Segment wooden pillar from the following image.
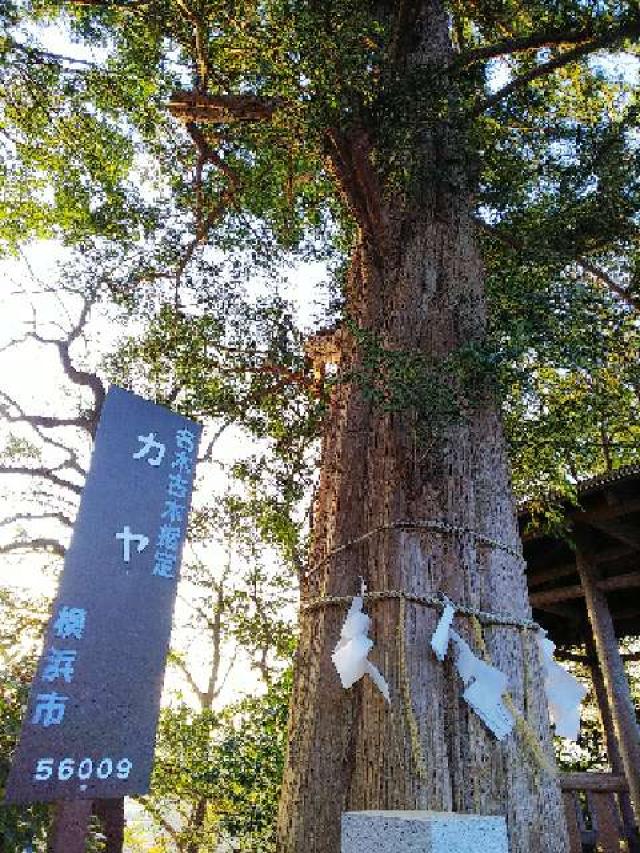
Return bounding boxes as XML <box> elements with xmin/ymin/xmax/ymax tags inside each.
<box><xmin>587</xmin><ymin>634</ymin><xmax>640</xmax><ymax>850</ymax></box>
<box><xmin>94</xmin><ymin>798</ymin><xmax>125</xmax><ymax>853</ymax></box>
<box><xmin>587</xmin><ymin>634</ymin><xmax>626</xmax><ymax>770</ymax></box>
<box><xmin>576</xmin><ymin>528</ymin><xmax>640</xmax><ymax>825</ymax></box>
<box><xmin>47</xmin><ymin>801</ymin><xmax>92</xmax><ymax>853</ymax></box>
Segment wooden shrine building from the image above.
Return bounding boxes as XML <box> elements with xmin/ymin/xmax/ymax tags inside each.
<box><xmin>520</xmin><ymin>464</ymin><xmax>640</xmax><ymax>852</ymax></box>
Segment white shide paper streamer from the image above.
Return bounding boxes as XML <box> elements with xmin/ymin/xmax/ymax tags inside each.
<box><xmin>431</xmin><ymin>606</ymin><xmax>514</xmax><ymax>740</ymax></box>
<box><xmin>537</xmin><ymin>630</ymin><xmax>587</xmax><ymax>741</ymax></box>
<box><xmin>332</xmin><ymin>582</ymin><xmax>390</xmax><ymax>702</ymax></box>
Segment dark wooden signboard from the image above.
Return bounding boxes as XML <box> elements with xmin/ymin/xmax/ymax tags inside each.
<box><xmin>5</xmin><ymin>386</ymin><xmax>202</xmax><ymax>803</ymax></box>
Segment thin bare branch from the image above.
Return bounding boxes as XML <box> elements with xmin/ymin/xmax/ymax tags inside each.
<box><xmin>0</xmin><ymin>538</ymin><xmax>66</xmax><ymax>558</ymax></box>
<box><xmin>211</xmin><ymin>651</ymin><xmax>237</xmax><ymax>700</ymax></box>
<box><xmin>197</xmin><ymin>420</ymin><xmax>231</xmax><ymax>464</ymax></box>
<box><xmin>0</xmin><ymin>390</ymin><xmax>88</xmax><ymax>477</ymax></box>
<box><xmin>7</xmin><ymin>36</ymin><xmax>101</xmax><ymax>70</ymax></box>
<box><xmin>0</xmin><ymin>510</ymin><xmax>74</xmax><ymax>528</ymax></box>
<box><xmin>26</xmin><ymin>486</ymin><xmax>80</xmax><ymax>510</ymax></box>
<box><xmin>203</xmin><ymin>575</ymin><xmax>226</xmax><ymax>707</ymax></box>
<box><xmin>29</xmin><ymin>297</ymin><xmax>106</xmax><ymax>433</ymax></box>
<box><xmin>170</xmin><ymin>654</ymin><xmax>207</xmax><ymax>706</ymax></box>
<box><xmin>173</xmin><ymin>189</ymin><xmax>236</xmax><ymax>294</ymax></box>
<box><xmin>136</xmin><ymin>797</ymin><xmax>181</xmax><ymax>843</ymax></box>
<box><xmin>0</xmin><ymin>403</ymin><xmax>92</xmax><ymax>434</ymax></box>
<box><xmin>0</xmin><ymin>334</ymin><xmax>31</xmax><ymax>356</ymax></box>
<box><xmin>0</xmin><ymin>465</ymin><xmax>83</xmax><ymax>495</ymax></box>
<box><xmin>16</xmin><ymin>247</ymin><xmax>47</xmax><ymax>291</ymax></box>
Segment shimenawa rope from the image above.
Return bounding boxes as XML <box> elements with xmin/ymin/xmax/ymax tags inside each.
<box><xmin>301</xmin><ymin>588</ymin><xmax>540</xmax><ymax>632</ymax></box>
<box><xmin>305</xmin><ymin>518</ymin><xmax>525</xmax><ymax>580</ymax></box>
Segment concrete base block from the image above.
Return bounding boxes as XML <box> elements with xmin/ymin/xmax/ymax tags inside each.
<box><xmin>342</xmin><ymin>810</ymin><xmax>508</xmax><ymax>853</ymax></box>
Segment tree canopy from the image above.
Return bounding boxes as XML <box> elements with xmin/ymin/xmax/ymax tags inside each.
<box><xmin>2</xmin><ymin>0</ymin><xmax>638</xmax><ymax>508</ymax></box>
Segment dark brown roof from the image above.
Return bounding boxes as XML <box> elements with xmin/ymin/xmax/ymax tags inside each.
<box><xmin>574</xmin><ymin>464</ymin><xmax>640</xmax><ymax>496</ymax></box>
<box><xmin>518</xmin><ymin>466</ymin><xmax>640</xmax><ymax>648</ymax></box>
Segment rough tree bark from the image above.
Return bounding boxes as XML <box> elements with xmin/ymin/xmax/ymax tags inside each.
<box><xmin>276</xmin><ymin>2</ymin><xmax>568</xmax><ymax>851</ymax></box>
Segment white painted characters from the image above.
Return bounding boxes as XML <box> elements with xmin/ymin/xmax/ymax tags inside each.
<box><xmin>42</xmin><ymin>648</ymin><xmax>77</xmax><ymax>683</ymax></box>
<box><xmin>132</xmin><ymin>432</ymin><xmax>166</xmax><ymax>466</ymax></box>
<box><xmin>32</xmin><ymin>606</ymin><xmax>88</xmax><ymax>727</ymax></box>
<box><xmin>332</xmin><ymin>583</ymin><xmax>390</xmax><ymax>702</ymax></box>
<box><xmin>33</xmin><ymin>756</ymin><xmax>133</xmax><ymax>784</ymax></box>
<box><xmin>115</xmin><ymin>526</ymin><xmax>149</xmax><ymax>563</ymax></box>
<box><xmin>31</xmin><ymin>693</ymin><xmax>69</xmax><ymax>727</ymax></box>
<box><xmin>53</xmin><ymin>606</ymin><xmax>86</xmax><ymax>640</ymax></box>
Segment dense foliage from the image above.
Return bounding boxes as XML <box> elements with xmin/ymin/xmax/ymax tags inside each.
<box><xmin>2</xmin><ymin>1</ymin><xmax>638</xmax><ymax>506</ymax></box>
<box><xmin>0</xmin><ymin>590</ymin><xmax>50</xmax><ymax>850</ymax></box>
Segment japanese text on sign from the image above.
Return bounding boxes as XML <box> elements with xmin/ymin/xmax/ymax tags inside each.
<box><xmin>5</xmin><ymin>387</ymin><xmax>201</xmax><ymax>803</ymax></box>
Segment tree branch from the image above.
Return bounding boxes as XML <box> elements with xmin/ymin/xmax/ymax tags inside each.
<box><xmin>169</xmin><ymin>90</ymin><xmax>283</xmax><ymax>124</ymax></box>
<box><xmin>27</xmin><ymin>487</ymin><xmax>77</xmax><ymax>506</ymax></box>
<box><xmin>185</xmin><ymin>122</ymin><xmax>239</xmax><ymax>187</ymax></box>
<box><xmin>2</xmin><ymin>294</ymin><xmax>104</xmax><ymax>436</ymax></box>
<box><xmin>203</xmin><ymin>595</ymin><xmax>223</xmax><ymax>706</ymax></box>
<box><xmin>174</xmin><ymin>0</ymin><xmax>210</xmax><ymax>92</ymax></box>
<box><xmin>0</xmin><ymin>465</ymin><xmax>83</xmax><ymax>495</ymax></box>
<box><xmin>170</xmin><ymin>654</ymin><xmax>207</xmax><ymax>706</ymax></box>
<box><xmin>30</xmin><ymin>298</ymin><xmax>106</xmax><ymax>435</ymax></box>
<box><xmin>6</xmin><ymin>36</ymin><xmax>101</xmax><ymax>70</ymax></box>
<box><xmin>0</xmin><ymin>510</ymin><xmax>74</xmax><ymax>528</ymax></box>
<box><xmin>197</xmin><ymin>420</ymin><xmax>231</xmax><ymax>465</ymax></box>
<box><xmin>0</xmin><ymin>403</ymin><xmax>93</xmax><ymax>434</ymax></box>
<box><xmin>577</xmin><ymin>257</ymin><xmax>639</xmax><ymax>309</ymax></box>
<box><xmin>324</xmin><ymin>127</ymin><xmax>385</xmax><ymax>266</ymax></box>
<box><xmin>555</xmin><ymin>649</ymin><xmax>640</xmax><ymax>664</ymax></box>
<box><xmin>136</xmin><ymin>797</ymin><xmax>181</xmax><ymax>843</ymax></box>
<box><xmin>64</xmin><ymin>0</ymin><xmax>146</xmax><ymax>8</ymax></box>
<box><xmin>173</xmin><ymin>186</ymin><xmax>237</xmax><ymax>298</ymax></box>
<box><xmin>0</xmin><ymin>538</ymin><xmax>66</xmax><ymax>558</ymax></box>
<box><xmin>474</xmin><ymin>216</ymin><xmax>640</xmax><ymax>310</ymax></box>
<box><xmin>203</xmin><ymin>572</ymin><xmax>228</xmax><ymax>707</ymax></box>
<box><xmin>0</xmin><ymin>390</ymin><xmax>89</xmax><ymax>477</ymax></box>
<box><xmin>212</xmin><ymin>652</ymin><xmax>237</xmax><ymax>700</ymax></box>
<box><xmin>459</xmin><ymin>23</ymin><xmax>598</xmax><ymax>65</ymax></box>
<box><xmin>475</xmin><ymin>17</ymin><xmax>640</xmax><ymax>114</ymax></box>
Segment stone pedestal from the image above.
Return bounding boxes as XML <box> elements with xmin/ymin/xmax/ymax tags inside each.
<box><xmin>342</xmin><ymin>811</ymin><xmax>508</xmax><ymax>853</ymax></box>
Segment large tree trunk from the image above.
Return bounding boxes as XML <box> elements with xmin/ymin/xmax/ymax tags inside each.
<box><xmin>277</xmin><ymin>2</ymin><xmax>568</xmax><ymax>852</ymax></box>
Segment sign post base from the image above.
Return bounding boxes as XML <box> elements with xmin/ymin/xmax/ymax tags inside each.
<box><xmin>342</xmin><ymin>810</ymin><xmax>508</xmax><ymax>853</ymax></box>
<box><xmin>95</xmin><ymin>798</ymin><xmax>125</xmax><ymax>852</ymax></box>
<box><xmin>47</xmin><ymin>800</ymin><xmax>92</xmax><ymax>853</ymax></box>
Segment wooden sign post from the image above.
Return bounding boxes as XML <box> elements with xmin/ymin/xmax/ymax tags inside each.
<box><xmin>6</xmin><ymin>387</ymin><xmax>201</xmax><ymax>849</ymax></box>
<box><xmin>47</xmin><ymin>801</ymin><xmax>92</xmax><ymax>853</ymax></box>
